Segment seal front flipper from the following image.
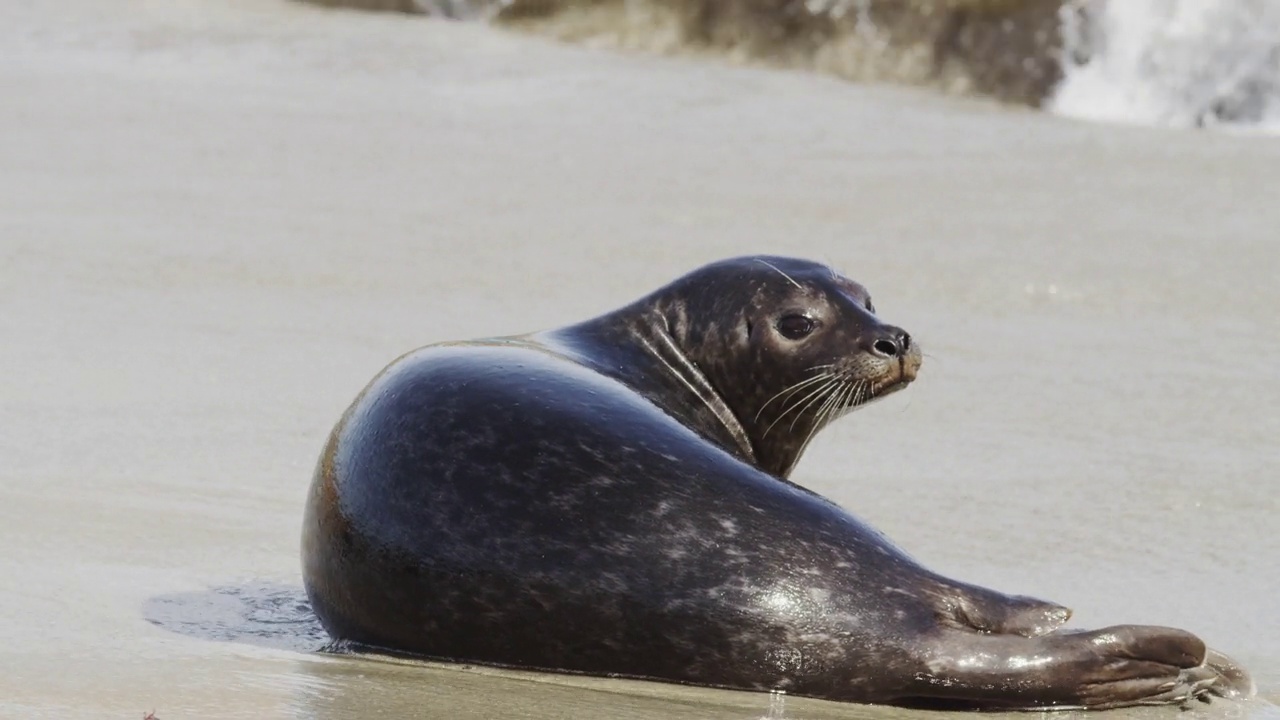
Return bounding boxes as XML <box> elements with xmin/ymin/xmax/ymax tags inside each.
<box><xmin>930</xmin><ymin>581</ymin><xmax>1071</xmax><ymax>637</ymax></box>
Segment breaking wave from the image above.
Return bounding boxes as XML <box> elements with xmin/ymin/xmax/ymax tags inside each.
<box><xmin>1053</xmin><ymin>0</ymin><xmax>1280</xmax><ymax>130</ymax></box>
<box><xmin>299</xmin><ymin>0</ymin><xmax>1280</xmax><ymax>132</ymax></box>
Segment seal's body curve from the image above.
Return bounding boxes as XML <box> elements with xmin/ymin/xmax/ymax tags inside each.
<box><xmin>306</xmin><ymin>342</ymin><xmax>924</xmax><ymax>698</ymax></box>
<box><xmin>302</xmin><ymin>256</ymin><xmax>1252</xmax><ymax>709</ymax></box>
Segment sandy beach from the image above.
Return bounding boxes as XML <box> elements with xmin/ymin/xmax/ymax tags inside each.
<box><xmin>1</xmin><ymin>1</ymin><xmax>1277</xmax><ymax>718</ymax></box>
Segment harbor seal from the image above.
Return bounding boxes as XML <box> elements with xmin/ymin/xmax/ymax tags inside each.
<box><xmin>301</xmin><ymin>255</ymin><xmax>1252</xmax><ymax>709</ymax></box>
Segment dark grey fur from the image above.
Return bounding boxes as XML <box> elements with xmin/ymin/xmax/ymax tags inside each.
<box><xmin>301</xmin><ymin>256</ymin><xmax>1252</xmax><ymax>709</ymax></box>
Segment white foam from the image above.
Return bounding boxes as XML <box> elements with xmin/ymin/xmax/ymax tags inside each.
<box><xmin>1051</xmin><ymin>0</ymin><xmax>1280</xmax><ymax>132</ymax></box>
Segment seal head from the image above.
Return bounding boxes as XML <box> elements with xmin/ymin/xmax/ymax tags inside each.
<box><xmin>549</xmin><ymin>256</ymin><xmax>921</xmax><ymax>477</ymax></box>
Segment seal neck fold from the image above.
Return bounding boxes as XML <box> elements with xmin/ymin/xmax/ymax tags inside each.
<box><xmin>633</xmin><ymin>311</ymin><xmax>757</xmax><ymax>465</ymax></box>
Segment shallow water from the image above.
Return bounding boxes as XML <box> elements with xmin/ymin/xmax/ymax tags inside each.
<box><xmin>1</xmin><ymin>1</ymin><xmax>1278</xmax><ymax>718</ymax></box>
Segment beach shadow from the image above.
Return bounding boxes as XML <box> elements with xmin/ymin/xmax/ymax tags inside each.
<box><xmin>143</xmin><ymin>580</ymin><xmax>327</xmax><ymax>654</ymax></box>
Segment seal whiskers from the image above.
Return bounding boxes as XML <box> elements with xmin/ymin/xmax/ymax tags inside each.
<box><xmin>754</xmin><ymin>258</ymin><xmax>803</xmax><ymax>290</ymax></box>
<box><xmin>754</xmin><ymin>372</ymin><xmax>833</xmax><ymax>422</ymax></box>
<box><xmin>796</xmin><ymin>378</ymin><xmax>862</xmax><ymax>458</ymax></box>
<box><xmin>796</xmin><ymin>382</ymin><xmax>845</xmax><ymax>452</ymax></box>
<box><xmin>786</xmin><ymin>378</ymin><xmax>843</xmax><ymax>433</ymax></box>
<box><xmin>762</xmin><ymin>376</ymin><xmax>839</xmax><ymax>438</ymax></box>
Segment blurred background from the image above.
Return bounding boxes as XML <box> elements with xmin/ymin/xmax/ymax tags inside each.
<box><xmin>2</xmin><ymin>1</ymin><xmax>1277</xmax><ymax>718</ymax></box>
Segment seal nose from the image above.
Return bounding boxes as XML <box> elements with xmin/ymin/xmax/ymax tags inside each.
<box><xmin>867</xmin><ymin>327</ymin><xmax>911</xmax><ymax>358</ymax></box>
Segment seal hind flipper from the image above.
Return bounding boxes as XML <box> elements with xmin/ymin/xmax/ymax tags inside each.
<box><xmin>909</xmin><ymin>624</ymin><xmax>1248</xmax><ymax>709</ymax></box>
<box><xmin>1202</xmin><ymin>649</ymin><xmax>1257</xmax><ymax>700</ymax></box>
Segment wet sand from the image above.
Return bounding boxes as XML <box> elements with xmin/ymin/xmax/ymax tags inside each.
<box><xmin>1</xmin><ymin>1</ymin><xmax>1277</xmax><ymax>718</ymax></box>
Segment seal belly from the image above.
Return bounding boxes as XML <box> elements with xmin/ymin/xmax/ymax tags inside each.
<box><xmin>302</xmin><ymin>343</ymin><xmax>929</xmax><ymax>695</ymax></box>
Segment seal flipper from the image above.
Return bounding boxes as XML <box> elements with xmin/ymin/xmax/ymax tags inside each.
<box><xmin>1203</xmin><ymin>649</ymin><xmax>1256</xmax><ymax>700</ymax></box>
<box><xmin>934</xmin><ymin>582</ymin><xmax>1071</xmax><ymax>637</ymax></box>
<box><xmin>906</xmin><ymin>624</ymin><xmax>1235</xmax><ymax>709</ymax></box>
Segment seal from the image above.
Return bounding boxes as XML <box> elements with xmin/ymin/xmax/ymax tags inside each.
<box><xmin>301</xmin><ymin>256</ymin><xmax>1252</xmax><ymax>709</ymax></box>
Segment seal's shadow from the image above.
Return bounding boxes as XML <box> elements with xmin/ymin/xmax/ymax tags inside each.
<box><xmin>143</xmin><ymin>581</ymin><xmax>326</xmax><ymax>653</ymax></box>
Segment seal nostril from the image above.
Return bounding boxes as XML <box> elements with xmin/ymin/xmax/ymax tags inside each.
<box><xmin>873</xmin><ymin>339</ymin><xmax>900</xmax><ymax>357</ymax></box>
<box><xmin>900</xmin><ymin>332</ymin><xmax>911</xmax><ymax>351</ymax></box>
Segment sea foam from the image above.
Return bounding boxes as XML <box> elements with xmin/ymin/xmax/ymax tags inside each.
<box><xmin>1052</xmin><ymin>0</ymin><xmax>1280</xmax><ymax>132</ymax></box>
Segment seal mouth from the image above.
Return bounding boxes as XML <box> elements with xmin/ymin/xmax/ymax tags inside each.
<box><xmin>867</xmin><ymin>354</ymin><xmax>920</xmax><ymax>399</ymax></box>
<box><xmin>874</xmin><ymin>378</ymin><xmax>912</xmax><ymax>397</ymax></box>
<box><xmin>756</xmin><ymin>351</ymin><xmax>921</xmax><ymax>438</ymax></box>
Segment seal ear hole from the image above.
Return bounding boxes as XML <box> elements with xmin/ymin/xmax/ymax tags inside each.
<box><xmin>865</xmin><ymin>298</ymin><xmax>876</xmax><ymax>314</ymax></box>
<box><xmin>776</xmin><ymin>315</ymin><xmax>816</xmax><ymax>340</ymax></box>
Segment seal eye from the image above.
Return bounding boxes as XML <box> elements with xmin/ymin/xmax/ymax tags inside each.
<box><xmin>776</xmin><ymin>315</ymin><xmax>816</xmax><ymax>340</ymax></box>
